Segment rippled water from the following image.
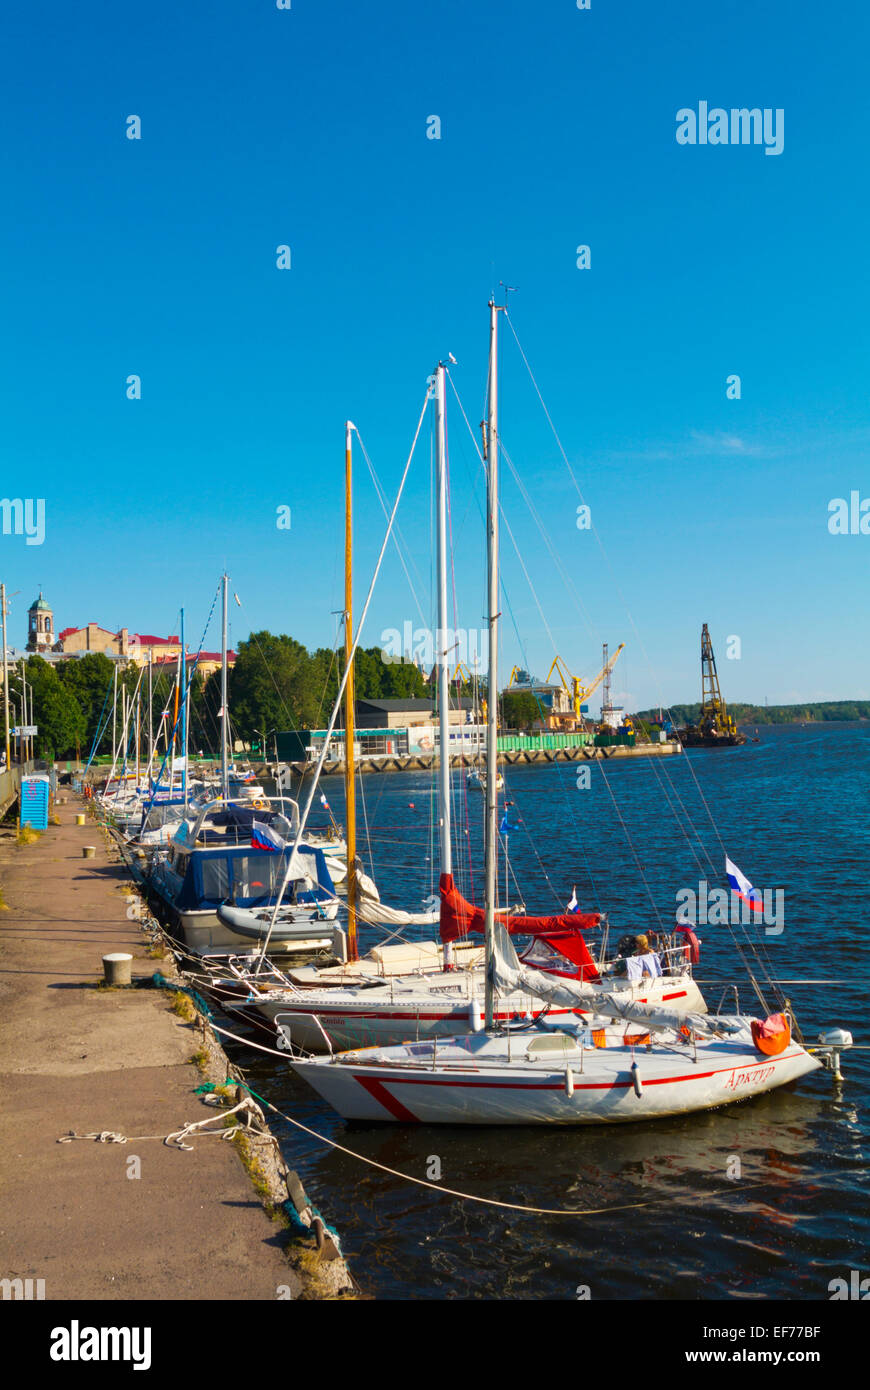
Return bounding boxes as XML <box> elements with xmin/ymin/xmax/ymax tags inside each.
<box><xmin>229</xmin><ymin>725</ymin><xmax>869</xmax><ymax>1300</ymax></box>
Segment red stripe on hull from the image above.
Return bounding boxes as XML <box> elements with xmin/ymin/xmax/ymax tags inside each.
<box><xmin>347</xmin><ymin>1050</ymin><xmax>802</xmax><ymax>1096</ymax></box>
<box><xmin>353</xmin><ymin>1073</ymin><xmax>420</xmax><ymax>1121</ymax></box>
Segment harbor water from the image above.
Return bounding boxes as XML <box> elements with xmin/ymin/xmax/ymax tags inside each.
<box><xmin>230</xmin><ymin>723</ymin><xmax>869</xmax><ymax>1300</ymax></box>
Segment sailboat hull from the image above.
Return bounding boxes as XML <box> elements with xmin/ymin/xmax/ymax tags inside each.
<box><xmin>289</xmin><ymin>1031</ymin><xmax>821</xmax><ymax>1125</ymax></box>
<box><xmin>263</xmin><ymin>972</ymin><xmax>707</xmax><ymax>1052</ymax></box>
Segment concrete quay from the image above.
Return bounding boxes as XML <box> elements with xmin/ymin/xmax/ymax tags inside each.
<box><xmin>0</xmin><ymin>806</ymin><xmax>353</xmax><ymax>1301</ymax></box>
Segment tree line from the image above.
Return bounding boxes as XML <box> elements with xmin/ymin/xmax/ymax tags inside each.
<box><xmin>634</xmin><ymin>700</ymin><xmax>870</xmax><ymax>727</ymax></box>
<box><xmin>10</xmin><ymin>636</ymin><xmax>435</xmax><ymax>761</ymax></box>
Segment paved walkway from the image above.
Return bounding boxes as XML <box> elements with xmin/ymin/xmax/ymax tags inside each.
<box><xmin>0</xmin><ymin>808</ymin><xmax>300</xmax><ymax>1300</ymax></box>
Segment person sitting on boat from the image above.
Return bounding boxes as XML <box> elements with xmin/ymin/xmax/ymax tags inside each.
<box><xmin>613</xmin><ymin>933</ymin><xmax>663</xmax><ymax>980</ymax></box>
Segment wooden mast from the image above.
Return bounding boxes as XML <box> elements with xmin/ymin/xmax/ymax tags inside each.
<box><xmin>344</xmin><ymin>421</ymin><xmax>358</xmax><ymax>962</ymax></box>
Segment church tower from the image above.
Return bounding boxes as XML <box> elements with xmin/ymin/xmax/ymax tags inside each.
<box><xmin>27</xmin><ymin>592</ymin><xmax>54</xmax><ymax>652</ymax></box>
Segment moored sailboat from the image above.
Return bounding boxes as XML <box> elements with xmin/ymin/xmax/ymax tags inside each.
<box><xmin>286</xmin><ymin>297</ymin><xmax>852</xmax><ymax>1124</ymax></box>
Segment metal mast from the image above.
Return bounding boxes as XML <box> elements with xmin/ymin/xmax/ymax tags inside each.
<box><xmin>483</xmin><ymin>300</ymin><xmax>501</xmax><ymax>1031</ymax></box>
<box><xmin>1</xmin><ymin>585</ymin><xmax>10</xmax><ymax>770</ymax></box>
<box><xmin>344</xmin><ymin>421</ymin><xmax>358</xmax><ymax>963</ymax></box>
<box><xmin>112</xmin><ymin>664</ymin><xmax>117</xmax><ymax>765</ymax></box>
<box><xmin>147</xmin><ymin>651</ymin><xmax>153</xmax><ymax>782</ymax></box>
<box><xmin>180</xmin><ymin>609</ymin><xmax>188</xmax><ymax>810</ymax></box>
<box><xmin>221</xmin><ymin>573</ymin><xmax>229</xmax><ymax>799</ymax></box>
<box><xmin>434</xmin><ymin>363</ymin><xmax>454</xmax><ymax>968</ymax></box>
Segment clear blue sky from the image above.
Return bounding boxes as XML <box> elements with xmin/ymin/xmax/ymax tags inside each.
<box><xmin>1</xmin><ymin>1</ymin><xmax>868</xmax><ymax>712</ymax></box>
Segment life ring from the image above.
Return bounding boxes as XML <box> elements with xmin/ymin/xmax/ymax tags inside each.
<box><xmin>751</xmin><ymin>1012</ymin><xmax>791</xmax><ymax>1056</ymax></box>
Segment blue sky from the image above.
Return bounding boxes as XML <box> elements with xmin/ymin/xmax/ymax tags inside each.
<box><xmin>1</xmin><ymin>1</ymin><xmax>868</xmax><ymax>712</ymax></box>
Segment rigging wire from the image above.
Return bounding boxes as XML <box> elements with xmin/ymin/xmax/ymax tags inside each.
<box><xmin>503</xmin><ymin>308</ymin><xmax>786</xmax><ymax>1006</ymax></box>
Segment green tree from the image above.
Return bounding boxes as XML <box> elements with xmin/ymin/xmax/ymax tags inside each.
<box><xmin>57</xmin><ymin>653</ymin><xmax>116</xmax><ymax>754</ymax></box>
<box><xmin>23</xmin><ymin>657</ymin><xmax>86</xmax><ymax>759</ymax></box>
<box><xmin>228</xmin><ymin>632</ymin><xmax>319</xmax><ymax>741</ymax></box>
<box><xmin>500</xmin><ymin>690</ymin><xmax>542</xmax><ymax>730</ymax></box>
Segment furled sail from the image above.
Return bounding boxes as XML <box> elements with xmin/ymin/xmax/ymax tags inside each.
<box><xmin>439</xmin><ymin>872</ymin><xmax>601</xmax><ymax>981</ymax></box>
<box><xmin>490</xmin><ymin>920</ymin><xmax>730</xmax><ymax>1036</ymax></box>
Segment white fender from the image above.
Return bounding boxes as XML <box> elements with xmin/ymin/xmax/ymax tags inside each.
<box><xmin>631</xmin><ymin>1061</ymin><xmax>642</xmax><ymax>1097</ymax></box>
<box><xmin>565</xmin><ymin>1067</ymin><xmax>574</xmax><ymax>1097</ymax></box>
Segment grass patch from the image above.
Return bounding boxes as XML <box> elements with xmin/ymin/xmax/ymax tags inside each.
<box><xmin>145</xmin><ymin>943</ymin><xmax>168</xmax><ymax>960</ymax></box>
<box><xmin>189</xmin><ymin>1047</ymin><xmax>209</xmax><ymax>1073</ymax></box>
<box><xmin>16</xmin><ymin>825</ymin><xmax>41</xmax><ymax>846</ymax></box>
<box><xmin>0</xmin><ymin>887</ymin><xmax>8</xmax><ymax>911</ymax></box>
<box><xmin>232</xmin><ymin>1132</ymin><xmax>278</xmax><ymax>1213</ymax></box>
<box><xmin>170</xmin><ymin>990</ymin><xmax>197</xmax><ymax>1022</ymax></box>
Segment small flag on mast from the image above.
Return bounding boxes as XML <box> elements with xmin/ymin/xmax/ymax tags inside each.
<box><xmin>725</xmin><ymin>856</ymin><xmax>764</xmax><ymax>912</ymax></box>
<box><xmin>567</xmin><ymin>886</ymin><xmax>579</xmax><ymax>913</ymax></box>
<box><xmin>251</xmin><ymin>819</ymin><xmax>286</xmax><ymax>853</ymax></box>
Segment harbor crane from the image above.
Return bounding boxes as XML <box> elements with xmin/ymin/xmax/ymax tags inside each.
<box><xmin>507</xmin><ymin>644</ymin><xmax>625</xmax><ymax>730</ymax></box>
<box><xmin>678</xmin><ymin>624</ymin><xmax>745</xmax><ymax>747</ymax></box>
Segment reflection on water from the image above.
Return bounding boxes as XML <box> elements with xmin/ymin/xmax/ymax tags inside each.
<box><xmin>236</xmin><ymin>726</ymin><xmax>869</xmax><ymax>1298</ymax></box>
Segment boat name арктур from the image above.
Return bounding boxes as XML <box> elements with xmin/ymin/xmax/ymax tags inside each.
<box><xmin>676</xmin><ymin>103</ymin><xmax>784</xmax><ymax>156</ymax></box>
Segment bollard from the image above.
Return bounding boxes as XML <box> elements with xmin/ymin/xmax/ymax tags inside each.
<box><xmin>75</xmin><ymin>814</ymin><xmax>86</xmax><ymax>826</ymax></box>
<box><xmin>102</xmin><ymin>953</ymin><xmax>133</xmax><ymax>987</ymax></box>
<box><xmin>82</xmin><ymin>845</ymin><xmax>96</xmax><ymax>859</ymax></box>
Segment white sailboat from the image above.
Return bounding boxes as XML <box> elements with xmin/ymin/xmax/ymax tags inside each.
<box><xmin>286</xmin><ymin>299</ymin><xmax>852</xmax><ymax>1124</ymax></box>
<box><xmin>204</xmin><ymin>357</ymin><xmax>704</xmax><ymax>1046</ymax></box>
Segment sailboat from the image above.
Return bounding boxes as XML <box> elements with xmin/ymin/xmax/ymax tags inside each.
<box><xmin>145</xmin><ymin>576</ymin><xmax>343</xmax><ymax>958</ymax></box>
<box><xmin>200</xmin><ymin>358</ymin><xmax>705</xmax><ymax>1046</ymax></box>
<box><xmin>286</xmin><ymin>299</ymin><xmax>852</xmax><ymax>1123</ymax></box>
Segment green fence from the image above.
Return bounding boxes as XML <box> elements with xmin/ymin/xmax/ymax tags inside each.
<box><xmin>497</xmin><ymin>732</ymin><xmax>592</xmax><ymax>752</ymax></box>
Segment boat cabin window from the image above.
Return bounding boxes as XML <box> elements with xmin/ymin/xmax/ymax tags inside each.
<box><xmin>201</xmin><ymin>857</ymin><xmax>230</xmax><ymax>901</ymax></box>
<box><xmin>230</xmin><ymin>854</ymin><xmax>289</xmax><ymax>902</ymax></box>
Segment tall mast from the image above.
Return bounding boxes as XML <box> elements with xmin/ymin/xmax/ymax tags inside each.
<box><xmin>147</xmin><ymin>651</ymin><xmax>153</xmax><ymax>781</ymax></box>
<box><xmin>221</xmin><ymin>573</ymin><xmax>229</xmax><ymax>799</ymax></box>
<box><xmin>434</xmin><ymin>364</ymin><xmax>454</xmax><ymax>969</ymax></box>
<box><xmin>121</xmin><ymin>682</ymin><xmax>127</xmax><ymax>777</ymax></box>
<box><xmin>344</xmin><ymin>421</ymin><xmax>358</xmax><ymax>963</ymax></box>
<box><xmin>483</xmin><ymin>300</ymin><xmax>501</xmax><ymax>1031</ymax></box>
<box><xmin>180</xmin><ymin>609</ymin><xmax>188</xmax><ymax>809</ymax></box>
<box><xmin>1</xmin><ymin>585</ymin><xmax>10</xmax><ymax>771</ymax></box>
<box><xmin>112</xmin><ymin>663</ymin><xmax>118</xmax><ymax>765</ymax></box>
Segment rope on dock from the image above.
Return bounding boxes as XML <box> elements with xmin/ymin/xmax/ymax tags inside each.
<box><xmin>56</xmin><ymin>1096</ymin><xmax>273</xmax><ymax>1152</ymax></box>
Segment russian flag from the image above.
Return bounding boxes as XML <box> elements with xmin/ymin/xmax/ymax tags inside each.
<box><xmin>725</xmin><ymin>856</ymin><xmax>764</xmax><ymax>912</ymax></box>
<box><xmin>566</xmin><ymin>886</ymin><xmax>579</xmax><ymax>913</ymax></box>
<box><xmin>251</xmin><ymin>819</ymin><xmax>286</xmax><ymax>853</ymax></box>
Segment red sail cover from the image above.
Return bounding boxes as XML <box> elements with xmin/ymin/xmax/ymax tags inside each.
<box><xmin>439</xmin><ymin>873</ymin><xmax>600</xmax><ymax>982</ymax></box>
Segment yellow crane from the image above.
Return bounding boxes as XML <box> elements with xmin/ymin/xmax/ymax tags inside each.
<box><xmin>508</xmin><ymin>646</ymin><xmax>626</xmax><ymax>728</ymax></box>
<box><xmin>546</xmin><ymin>646</ymin><xmax>625</xmax><ymax>722</ymax></box>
